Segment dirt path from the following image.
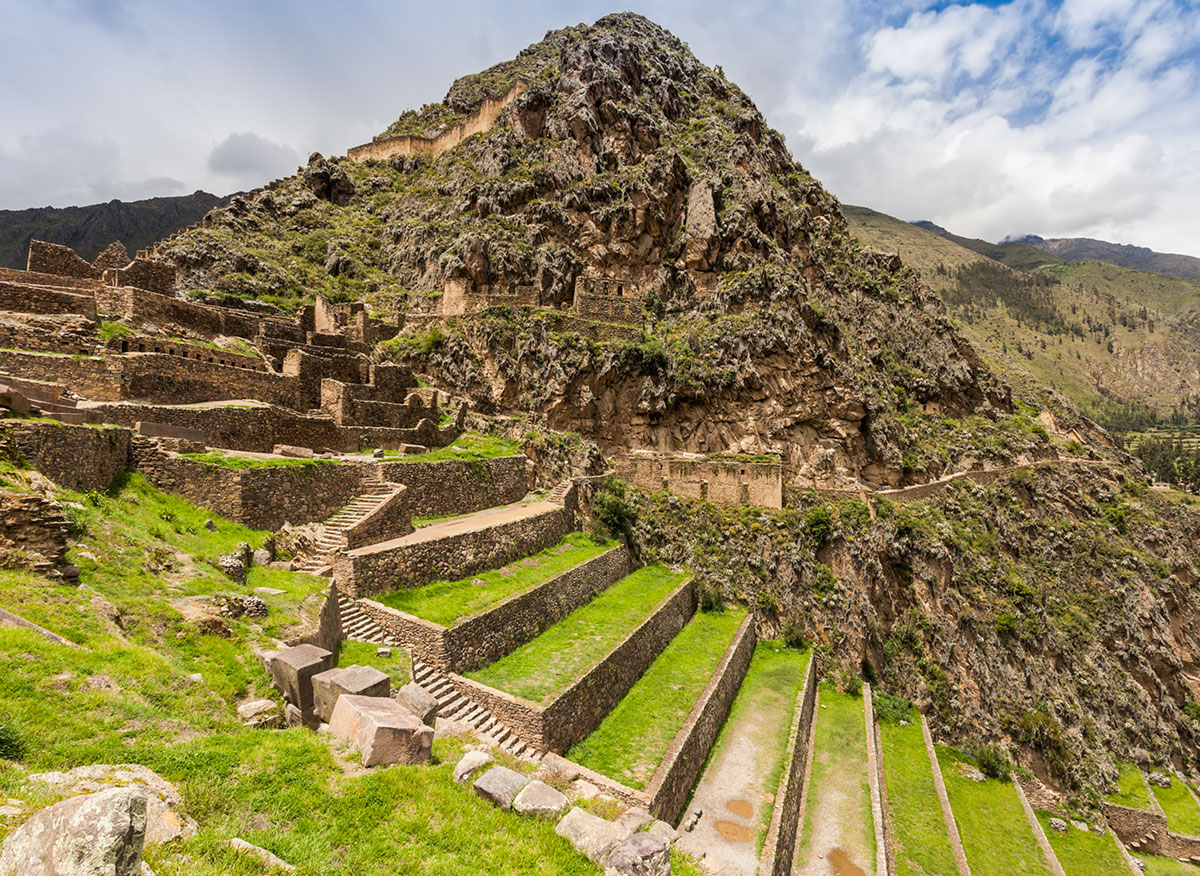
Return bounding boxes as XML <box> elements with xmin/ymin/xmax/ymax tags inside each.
<box><xmin>794</xmin><ymin>686</ymin><xmax>876</xmax><ymax>876</ymax></box>
<box><xmin>675</xmin><ymin>648</ymin><xmax>807</xmax><ymax>875</ymax></box>
<box><xmin>347</xmin><ymin>501</ymin><xmax>558</xmax><ymax>553</ymax></box>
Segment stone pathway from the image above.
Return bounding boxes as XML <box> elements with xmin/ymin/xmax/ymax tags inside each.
<box><xmin>297</xmin><ymin>477</ymin><xmax>397</xmax><ymax>573</ymax></box>
<box><xmin>349</xmin><ymin>500</ymin><xmax>561</xmax><ymax>553</ymax></box>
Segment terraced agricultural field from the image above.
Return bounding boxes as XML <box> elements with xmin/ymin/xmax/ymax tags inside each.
<box><xmin>878</xmin><ymin>706</ymin><xmax>960</xmax><ymax>876</ymax></box>
<box><xmin>373</xmin><ymin>532</ymin><xmax>615</xmax><ymax>625</ymax></box>
<box><xmin>936</xmin><ymin>747</ymin><xmax>1054</xmax><ymax>876</ymax></box>
<box><xmin>1149</xmin><ymin>776</ymin><xmax>1200</xmax><ymax>837</ymax></box>
<box><xmin>465</xmin><ymin>565</ymin><xmax>688</xmax><ymax>703</ymax></box>
<box><xmin>1106</xmin><ymin>762</ymin><xmax>1155</xmax><ymax>810</ymax></box>
<box><xmin>1035</xmin><ymin>812</ymin><xmax>1129</xmax><ymax>876</ymax></box>
<box><xmin>567</xmin><ymin>607</ymin><xmax>747</xmax><ymax>788</ymax></box>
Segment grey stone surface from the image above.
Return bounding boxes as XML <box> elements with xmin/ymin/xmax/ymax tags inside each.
<box><xmin>227</xmin><ymin>838</ymin><xmax>296</xmax><ymax>872</ymax></box>
<box><xmin>329</xmin><ymin>695</ymin><xmax>433</xmax><ymax>766</ymax></box>
<box><xmin>266</xmin><ymin>644</ymin><xmax>333</xmax><ymax>714</ymax></box>
<box><xmin>555</xmin><ymin>807</ymin><xmax>623</xmax><ymax>864</ymax></box>
<box><xmin>251</xmin><ymin>548</ymin><xmax>272</xmax><ymax>567</ymax></box>
<box><xmin>394</xmin><ymin>681</ymin><xmax>439</xmax><ymax>726</ymax></box>
<box><xmin>604</xmin><ymin>832</ymin><xmax>671</xmax><ymax>876</ymax></box>
<box><xmin>615</xmin><ymin>806</ymin><xmax>654</xmax><ymax>839</ymax></box>
<box><xmin>646</xmin><ymin>820</ymin><xmax>676</xmax><ymax>844</ymax></box>
<box><xmin>27</xmin><ymin>764</ymin><xmax>195</xmax><ymax>846</ymax></box>
<box><xmin>0</xmin><ymin>787</ymin><xmax>147</xmax><ymax>876</ymax></box>
<box><xmin>512</xmin><ymin>780</ymin><xmax>569</xmax><ymax>820</ymax></box>
<box><xmin>453</xmin><ymin>750</ymin><xmax>494</xmax><ymax>784</ymax></box>
<box><xmin>1148</xmin><ymin>771</ymin><xmax>1172</xmax><ymax>788</ymax></box>
<box><xmin>237</xmin><ymin>698</ymin><xmax>282</xmax><ymax>728</ymax></box>
<box><xmin>273</xmin><ymin>444</ymin><xmax>313</xmax><ymax>459</ymax></box>
<box><xmin>1049</xmin><ymin>817</ymin><xmax>1069</xmax><ymax>833</ymax></box>
<box><xmin>472</xmin><ymin>767</ymin><xmax>531</xmax><ymax>810</ymax></box>
<box><xmin>311</xmin><ymin>664</ymin><xmax>390</xmax><ymax>722</ymax></box>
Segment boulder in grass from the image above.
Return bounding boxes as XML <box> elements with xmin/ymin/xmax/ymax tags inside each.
<box><xmin>394</xmin><ymin>681</ymin><xmax>439</xmax><ymax>726</ymax></box>
<box><xmin>615</xmin><ymin>806</ymin><xmax>654</xmax><ymax>839</ymax></box>
<box><xmin>604</xmin><ymin>832</ymin><xmax>671</xmax><ymax>876</ymax></box>
<box><xmin>227</xmin><ymin>838</ymin><xmax>296</xmax><ymax>872</ymax></box>
<box><xmin>555</xmin><ymin>807</ymin><xmax>623</xmax><ymax>864</ymax></box>
<box><xmin>329</xmin><ymin>695</ymin><xmax>433</xmax><ymax>766</ymax></box>
<box><xmin>311</xmin><ymin>664</ymin><xmax>390</xmax><ymax>722</ymax></box>
<box><xmin>453</xmin><ymin>750</ymin><xmax>494</xmax><ymax>784</ymax></box>
<box><xmin>266</xmin><ymin>644</ymin><xmax>333</xmax><ymax>715</ymax></box>
<box><xmin>512</xmin><ymin>780</ymin><xmax>569</xmax><ymax>820</ymax></box>
<box><xmin>0</xmin><ymin>786</ymin><xmax>147</xmax><ymax>876</ymax></box>
<box><xmin>472</xmin><ymin>767</ymin><xmax>530</xmax><ymax>810</ymax></box>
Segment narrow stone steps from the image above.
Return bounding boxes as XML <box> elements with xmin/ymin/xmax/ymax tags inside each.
<box><xmin>335</xmin><ymin>593</ymin><xmax>399</xmax><ymax>646</ymax></box>
<box><xmin>295</xmin><ymin>484</ymin><xmax>399</xmax><ymax>570</ymax></box>
<box><xmin>412</xmin><ymin>658</ymin><xmax>541</xmax><ymax>762</ymax></box>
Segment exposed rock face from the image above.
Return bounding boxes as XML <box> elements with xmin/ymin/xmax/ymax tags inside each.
<box><xmin>302</xmin><ymin>153</ymin><xmax>355</xmax><ymax>206</ymax></box>
<box><xmin>0</xmin><ymin>787</ymin><xmax>147</xmax><ymax>876</ymax></box>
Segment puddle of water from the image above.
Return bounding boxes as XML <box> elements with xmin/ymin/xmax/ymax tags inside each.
<box><xmin>725</xmin><ymin>799</ymin><xmax>754</xmax><ymax>819</ymax></box>
<box><xmin>827</xmin><ymin>847</ymin><xmax>867</xmax><ymax>876</ymax></box>
<box><xmin>714</xmin><ymin>820</ymin><xmax>755</xmax><ymax>843</ymax></box>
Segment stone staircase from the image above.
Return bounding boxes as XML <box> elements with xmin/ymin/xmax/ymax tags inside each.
<box><xmin>298</xmin><ymin>477</ymin><xmax>396</xmax><ymax>573</ymax></box>
<box><xmin>412</xmin><ymin>658</ymin><xmax>542</xmax><ymax>763</ymax></box>
<box><xmin>336</xmin><ymin>592</ymin><xmax>400</xmax><ymax>646</ymax></box>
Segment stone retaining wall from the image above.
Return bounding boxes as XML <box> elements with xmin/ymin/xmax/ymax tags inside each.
<box><xmin>334</xmin><ymin>505</ymin><xmax>569</xmax><ymax>597</ymax></box>
<box><xmin>0</xmin><ymin>420</ymin><xmax>131</xmax><ymax>492</ymax></box>
<box><xmin>133</xmin><ymin>447</ymin><xmax>365</xmax><ymax>529</ymax></box>
<box><xmin>645</xmin><ymin>612</ymin><xmax>757</xmax><ymax>825</ymax></box>
<box><xmin>357</xmin><ymin>545</ymin><xmax>632</xmax><ymax>672</ymax></box>
<box><xmin>0</xmin><ymin>266</ymin><xmax>100</xmax><ymax>291</ymax></box>
<box><xmin>114</xmin><ymin>336</ymin><xmax>266</xmax><ymax>370</ymax></box>
<box><xmin>440</xmin><ymin>577</ymin><xmax>696</xmax><ymax>753</ymax></box>
<box><xmin>343</xmin><ymin>485</ymin><xmax>413</xmax><ymax>549</ymax></box>
<box><xmin>0</xmin><ymin>281</ymin><xmax>97</xmax><ymax>320</ymax></box>
<box><xmin>759</xmin><ymin>655</ymin><xmax>818</xmax><ymax>876</ymax></box>
<box><xmin>618</xmin><ymin>453</ymin><xmax>784</xmax><ymax>509</ymax></box>
<box><xmin>1103</xmin><ymin>801</ymin><xmax>1200</xmax><ymax>861</ymax></box>
<box><xmin>0</xmin><ymin>488</ymin><xmax>72</xmax><ymax>574</ymax></box>
<box><xmin>377</xmin><ymin>455</ymin><xmax>528</xmax><ymax>518</ymax></box>
<box><xmin>26</xmin><ymin>241</ymin><xmax>99</xmax><ymax>280</ymax></box>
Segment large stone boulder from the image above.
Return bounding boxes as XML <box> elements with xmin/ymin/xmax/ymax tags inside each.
<box><xmin>0</xmin><ymin>787</ymin><xmax>146</xmax><ymax>876</ymax></box>
<box><xmin>605</xmin><ymin>832</ymin><xmax>671</xmax><ymax>876</ymax></box>
<box><xmin>453</xmin><ymin>750</ymin><xmax>493</xmax><ymax>784</ymax></box>
<box><xmin>512</xmin><ymin>780</ymin><xmax>569</xmax><ymax>820</ymax></box>
<box><xmin>265</xmin><ymin>644</ymin><xmax>334</xmax><ymax>717</ymax></box>
<box><xmin>472</xmin><ymin>767</ymin><xmax>530</xmax><ymax>810</ymax></box>
<box><xmin>393</xmin><ymin>682</ymin><xmax>439</xmax><ymax>727</ymax></box>
<box><xmin>27</xmin><ymin>764</ymin><xmax>195</xmax><ymax>845</ymax></box>
<box><xmin>329</xmin><ymin>695</ymin><xmax>433</xmax><ymax>766</ymax></box>
<box><xmin>555</xmin><ymin>807</ymin><xmax>623</xmax><ymax>864</ymax></box>
<box><xmin>311</xmin><ymin>665</ymin><xmax>390</xmax><ymax>722</ymax></box>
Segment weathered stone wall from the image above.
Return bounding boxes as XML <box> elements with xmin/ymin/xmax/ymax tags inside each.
<box><xmin>0</xmin><ymin>267</ymin><xmax>100</xmax><ymax>292</ymax></box>
<box><xmin>542</xmin><ymin>579</ymin><xmax>696</xmax><ymax>752</ymax></box>
<box><xmin>343</xmin><ymin>485</ymin><xmax>413</xmax><ymax>549</ymax></box>
<box><xmin>575</xmin><ymin>293</ymin><xmax>642</xmax><ymax>323</ymax></box>
<box><xmin>0</xmin><ymin>281</ymin><xmax>98</xmax><ymax>320</ymax></box>
<box><xmin>0</xmin><ymin>315</ymin><xmax>98</xmax><ymax>355</ymax></box>
<box><xmin>358</xmin><ymin>544</ymin><xmax>632</xmax><ymax>672</ymax></box>
<box><xmin>347</xmin><ymin>80</ymin><xmax>528</xmax><ymax>162</ymax></box>
<box><xmin>0</xmin><ymin>488</ymin><xmax>72</xmax><ymax>574</ymax></box>
<box><xmin>618</xmin><ymin>453</ymin><xmax>784</xmax><ymax>508</ymax></box>
<box><xmin>26</xmin><ymin>241</ymin><xmax>99</xmax><ymax>280</ymax></box>
<box><xmin>0</xmin><ymin>421</ymin><xmax>131</xmax><ymax>492</ymax></box>
<box><xmin>759</xmin><ymin>655</ymin><xmax>818</xmax><ymax>876</ymax></box>
<box><xmin>1103</xmin><ymin>801</ymin><xmax>1200</xmax><ymax>860</ymax></box>
<box><xmin>133</xmin><ymin>447</ymin><xmax>365</xmax><ymax>529</ymax></box>
<box><xmin>377</xmin><ymin>455</ymin><xmax>528</xmax><ymax>518</ymax></box>
<box><xmin>645</xmin><ymin>612</ymin><xmax>757</xmax><ymax>824</ymax></box>
<box><xmin>94</xmin><ymin>285</ymin><xmax>296</xmax><ymax>345</ymax></box>
<box><xmin>0</xmin><ymin>351</ymin><xmax>117</xmax><ymax>399</ymax></box>
<box><xmin>113</xmin><ymin>336</ymin><xmax>266</xmax><ymax>371</ymax></box>
<box><xmin>102</xmin><ymin>258</ymin><xmax>176</xmax><ymax>295</ymax></box>
<box><xmin>335</xmin><ymin>505</ymin><xmax>568</xmax><ymax>597</ymax></box>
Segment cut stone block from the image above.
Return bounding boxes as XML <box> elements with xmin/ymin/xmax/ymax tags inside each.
<box><xmin>266</xmin><ymin>644</ymin><xmax>333</xmax><ymax>715</ymax></box>
<box><xmin>453</xmin><ymin>750</ymin><xmax>494</xmax><ymax>784</ymax></box>
<box><xmin>329</xmin><ymin>695</ymin><xmax>433</xmax><ymax>766</ymax></box>
<box><xmin>472</xmin><ymin>767</ymin><xmax>530</xmax><ymax>810</ymax></box>
<box><xmin>312</xmin><ymin>664</ymin><xmax>390</xmax><ymax>722</ymax></box>
<box><xmin>556</xmin><ymin>807</ymin><xmax>623</xmax><ymax>864</ymax></box>
<box><xmin>136</xmin><ymin>420</ymin><xmax>206</xmax><ymax>443</ymax></box>
<box><xmin>394</xmin><ymin>681</ymin><xmax>439</xmax><ymax>726</ymax></box>
<box><xmin>615</xmin><ymin>806</ymin><xmax>654</xmax><ymax>839</ymax></box>
<box><xmin>273</xmin><ymin>444</ymin><xmax>313</xmax><ymax>459</ymax></box>
<box><xmin>0</xmin><ymin>389</ymin><xmax>32</xmax><ymax>416</ymax></box>
<box><xmin>604</xmin><ymin>832</ymin><xmax>671</xmax><ymax>876</ymax></box>
<box><xmin>513</xmin><ymin>780</ymin><xmax>569</xmax><ymax>820</ymax></box>
<box><xmin>646</xmin><ymin>820</ymin><xmax>676</xmax><ymax>844</ymax></box>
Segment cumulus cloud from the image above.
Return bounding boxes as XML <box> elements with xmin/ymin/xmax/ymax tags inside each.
<box><xmin>207</xmin><ymin>132</ymin><xmax>301</xmax><ymax>187</ymax></box>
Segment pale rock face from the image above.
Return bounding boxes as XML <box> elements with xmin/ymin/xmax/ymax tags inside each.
<box><xmin>453</xmin><ymin>750</ymin><xmax>494</xmax><ymax>784</ymax></box>
<box><xmin>555</xmin><ymin>807</ymin><xmax>623</xmax><ymax>864</ymax></box>
<box><xmin>512</xmin><ymin>780</ymin><xmax>570</xmax><ymax>820</ymax></box>
<box><xmin>682</xmin><ymin>180</ymin><xmax>717</xmax><ymax>271</ymax></box>
<box><xmin>0</xmin><ymin>787</ymin><xmax>147</xmax><ymax>876</ymax></box>
<box><xmin>604</xmin><ymin>832</ymin><xmax>671</xmax><ymax>876</ymax></box>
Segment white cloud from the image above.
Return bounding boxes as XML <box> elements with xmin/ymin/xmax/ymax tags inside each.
<box><xmin>207</xmin><ymin>132</ymin><xmax>300</xmax><ymax>189</ymax></box>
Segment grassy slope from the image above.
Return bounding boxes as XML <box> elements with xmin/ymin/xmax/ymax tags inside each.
<box><xmin>385</xmin><ymin>432</ymin><xmax>520</xmax><ymax>463</ymax></box>
<box><xmin>465</xmin><ymin>566</ymin><xmax>687</xmax><ymax>703</ymax></box>
<box><xmin>1150</xmin><ymin>779</ymin><xmax>1200</xmax><ymax>836</ymax></box>
<box><xmin>879</xmin><ymin>709</ymin><xmax>960</xmax><ymax>876</ymax></box>
<box><xmin>566</xmin><ymin>607</ymin><xmax>746</xmax><ymax>789</ymax></box>
<box><xmin>706</xmin><ymin>642</ymin><xmax>810</xmax><ymax>843</ymax></box>
<box><xmin>0</xmin><ymin>475</ymin><xmax>604</xmax><ymax>875</ymax></box>
<box><xmin>1035</xmin><ymin>812</ymin><xmax>1129</xmax><ymax>876</ymax></box>
<box><xmin>796</xmin><ymin>685</ymin><xmax>876</xmax><ymax>867</ymax></box>
<box><xmin>1135</xmin><ymin>853</ymin><xmax>1200</xmax><ymax>875</ymax></box>
<box><xmin>375</xmin><ymin>533</ymin><xmax>614</xmax><ymax>625</ymax></box>
<box><xmin>936</xmin><ymin>746</ymin><xmax>1053</xmax><ymax>876</ymax></box>
<box><xmin>1106</xmin><ymin>762</ymin><xmax>1155</xmax><ymax>810</ymax></box>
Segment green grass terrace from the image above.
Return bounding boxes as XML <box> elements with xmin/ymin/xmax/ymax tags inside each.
<box><xmin>1106</xmin><ymin>762</ymin><xmax>1155</xmax><ymax>810</ymax></box>
<box><xmin>566</xmin><ymin>607</ymin><xmax>748</xmax><ymax>789</ymax></box>
<box><xmin>382</xmin><ymin>431</ymin><xmax>520</xmax><ymax>464</ymax></box>
<box><xmin>1150</xmin><ymin>775</ymin><xmax>1200</xmax><ymax>837</ymax></box>
<box><xmin>1035</xmin><ymin>811</ymin><xmax>1130</xmax><ymax>876</ymax></box>
<box><xmin>465</xmin><ymin>565</ymin><xmax>688</xmax><ymax>704</ymax></box>
<box><xmin>373</xmin><ymin>533</ymin><xmax>615</xmax><ymax>626</ymax></box>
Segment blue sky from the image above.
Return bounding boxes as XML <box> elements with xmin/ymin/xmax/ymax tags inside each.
<box><xmin>1</xmin><ymin>0</ymin><xmax>1197</xmax><ymax>256</ymax></box>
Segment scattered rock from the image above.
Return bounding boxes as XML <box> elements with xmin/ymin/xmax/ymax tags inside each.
<box><xmin>272</xmin><ymin>444</ymin><xmax>313</xmax><ymax>459</ymax></box>
<box><xmin>646</xmin><ymin>820</ymin><xmax>676</xmax><ymax>844</ymax></box>
<box><xmin>329</xmin><ymin>695</ymin><xmax>433</xmax><ymax>766</ymax></box>
<box><xmin>0</xmin><ymin>786</ymin><xmax>147</xmax><ymax>876</ymax></box>
<box><xmin>615</xmin><ymin>806</ymin><xmax>654</xmax><ymax>838</ymax></box>
<box><xmin>473</xmin><ymin>767</ymin><xmax>530</xmax><ymax>810</ymax></box>
<box><xmin>572</xmin><ymin>779</ymin><xmax>601</xmax><ymax>800</ymax></box>
<box><xmin>604</xmin><ymin>831</ymin><xmax>671</xmax><ymax>876</ymax></box>
<box><xmin>394</xmin><ymin>681</ymin><xmax>439</xmax><ymax>727</ymax></box>
<box><xmin>372</xmin><ymin>448</ymin><xmax>385</xmax><ymax>459</ymax></box>
<box><xmin>255</xmin><ymin>587</ymin><xmax>287</xmax><ymax>596</ymax></box>
<box><xmin>203</xmin><ymin>519</ymin><xmax>216</xmax><ymax>532</ymax></box>
<box><xmin>265</xmin><ymin>644</ymin><xmax>334</xmax><ymax>718</ymax></box>
<box><xmin>251</xmin><ymin>548</ymin><xmax>272</xmax><ymax>568</ymax></box>
<box><xmin>513</xmin><ymin>780</ymin><xmax>570</xmax><ymax>820</ymax></box>
<box><xmin>211</xmin><ymin>594</ymin><xmax>267</xmax><ymax>618</ymax></box>
<box><xmin>1148</xmin><ymin>771</ymin><xmax>1172</xmax><ymax>788</ymax></box>
<box><xmin>237</xmin><ymin>698</ymin><xmax>282</xmax><ymax>728</ymax></box>
<box><xmin>1071</xmin><ymin>819</ymin><xmax>1089</xmax><ymax>832</ymax></box>
<box><xmin>555</xmin><ymin>807</ymin><xmax>623</xmax><ymax>864</ymax></box>
<box><xmin>217</xmin><ymin>554</ymin><xmax>245</xmax><ymax>583</ymax></box>
<box><xmin>682</xmin><ymin>808</ymin><xmax>701</xmax><ymax>832</ymax></box>
<box><xmin>28</xmin><ymin>764</ymin><xmax>195</xmax><ymax>845</ymax></box>
<box><xmin>376</xmin><ymin>647</ymin><xmax>392</xmax><ymax>658</ymax></box>
<box><xmin>454</xmin><ymin>750</ymin><xmax>494</xmax><ymax>784</ymax></box>
<box><xmin>268</xmin><ymin>560</ymin><xmax>295</xmax><ymax>572</ymax></box>
<box><xmin>958</xmin><ymin>764</ymin><xmax>986</xmax><ymax>783</ymax></box>
<box><xmin>1048</xmin><ymin>817</ymin><xmax>1068</xmax><ymax>833</ymax></box>
<box><xmin>227</xmin><ymin>837</ymin><xmax>296</xmax><ymax>872</ymax></box>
